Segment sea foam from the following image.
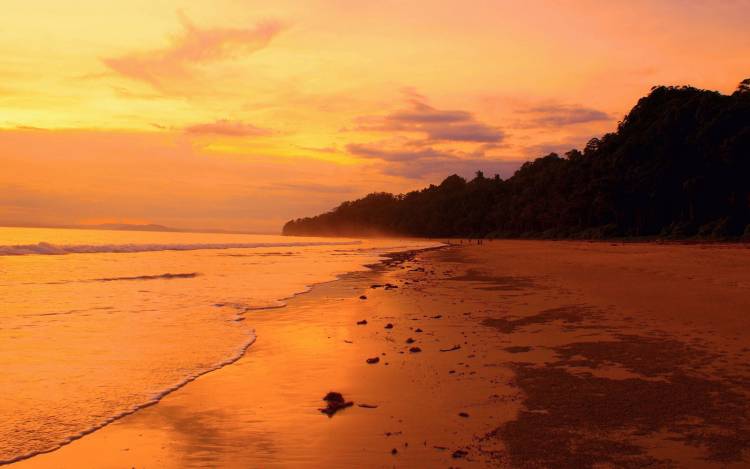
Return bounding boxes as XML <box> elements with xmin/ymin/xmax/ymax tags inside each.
<box><xmin>0</xmin><ymin>240</ymin><xmax>360</xmax><ymax>256</ymax></box>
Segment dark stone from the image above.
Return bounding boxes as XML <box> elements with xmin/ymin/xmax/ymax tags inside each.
<box><xmin>452</xmin><ymin>449</ymin><xmax>468</xmax><ymax>459</ymax></box>
<box><xmin>319</xmin><ymin>392</ymin><xmax>353</xmax><ymax>417</ymax></box>
<box><xmin>440</xmin><ymin>345</ymin><xmax>461</xmax><ymax>352</ymax></box>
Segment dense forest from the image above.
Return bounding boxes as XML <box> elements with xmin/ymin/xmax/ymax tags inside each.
<box><xmin>284</xmin><ymin>80</ymin><xmax>750</xmax><ymax>239</ymax></box>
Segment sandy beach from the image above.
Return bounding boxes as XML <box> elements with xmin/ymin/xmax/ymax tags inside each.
<box><xmin>14</xmin><ymin>240</ymin><xmax>750</xmax><ymax>468</ymax></box>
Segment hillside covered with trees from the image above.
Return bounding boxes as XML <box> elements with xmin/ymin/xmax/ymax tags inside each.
<box><xmin>283</xmin><ymin>80</ymin><xmax>750</xmax><ymax>239</ymax></box>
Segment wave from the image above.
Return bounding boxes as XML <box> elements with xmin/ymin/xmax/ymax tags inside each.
<box><xmin>94</xmin><ymin>272</ymin><xmax>200</xmax><ymax>282</ymax></box>
<box><xmin>0</xmin><ymin>241</ymin><xmax>360</xmax><ymax>256</ymax></box>
<box><xmin>0</xmin><ymin>331</ymin><xmax>257</xmax><ymax>466</ymax></box>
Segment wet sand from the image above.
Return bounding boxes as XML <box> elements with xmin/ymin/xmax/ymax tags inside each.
<box><xmin>13</xmin><ymin>241</ymin><xmax>750</xmax><ymax>468</ymax></box>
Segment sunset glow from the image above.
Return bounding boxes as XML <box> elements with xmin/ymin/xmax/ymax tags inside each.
<box><xmin>2</xmin><ymin>0</ymin><xmax>748</xmax><ymax>231</ymax></box>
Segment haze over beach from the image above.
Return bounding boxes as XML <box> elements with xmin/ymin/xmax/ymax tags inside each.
<box><xmin>2</xmin><ymin>1</ymin><xmax>750</xmax><ymax>468</ymax></box>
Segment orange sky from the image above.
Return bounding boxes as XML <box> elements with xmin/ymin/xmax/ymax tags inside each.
<box><xmin>1</xmin><ymin>0</ymin><xmax>748</xmax><ymax>232</ymax></box>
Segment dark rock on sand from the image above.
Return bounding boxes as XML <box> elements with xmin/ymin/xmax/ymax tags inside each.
<box><xmin>366</xmin><ymin>357</ymin><xmax>380</xmax><ymax>364</ymax></box>
<box><xmin>440</xmin><ymin>345</ymin><xmax>461</xmax><ymax>352</ymax></box>
<box><xmin>415</xmin><ymin>328</ymin><xmax>423</xmax><ymax>333</ymax></box>
<box><xmin>409</xmin><ymin>346</ymin><xmax>422</xmax><ymax>353</ymax></box>
<box><xmin>405</xmin><ymin>338</ymin><xmax>415</xmax><ymax>344</ymax></box>
<box><xmin>358</xmin><ymin>403</ymin><xmax>378</xmax><ymax>408</ymax></box>
<box><xmin>459</xmin><ymin>412</ymin><xmax>469</xmax><ymax>418</ymax></box>
<box><xmin>452</xmin><ymin>449</ymin><xmax>468</xmax><ymax>459</ymax></box>
<box><xmin>357</xmin><ymin>319</ymin><xmax>368</xmax><ymax>325</ymax></box>
<box><xmin>359</xmin><ymin>295</ymin><xmax>367</xmax><ymax>300</ymax></box>
<box><xmin>319</xmin><ymin>392</ymin><xmax>353</xmax><ymax>417</ymax></box>
<box><xmin>391</xmin><ymin>448</ymin><xmax>398</xmax><ymax>455</ymax></box>
<box><xmin>385</xmin><ymin>323</ymin><xmax>394</xmax><ymax>329</ymax></box>
<box><xmin>505</xmin><ymin>346</ymin><xmax>532</xmax><ymax>353</ymax></box>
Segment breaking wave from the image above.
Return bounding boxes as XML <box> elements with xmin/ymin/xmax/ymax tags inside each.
<box><xmin>0</xmin><ymin>241</ymin><xmax>360</xmax><ymax>256</ymax></box>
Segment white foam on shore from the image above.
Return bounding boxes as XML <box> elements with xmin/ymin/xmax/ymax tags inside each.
<box><xmin>0</xmin><ymin>331</ymin><xmax>257</xmax><ymax>466</ymax></box>
<box><xmin>0</xmin><ymin>240</ymin><xmax>360</xmax><ymax>256</ymax></box>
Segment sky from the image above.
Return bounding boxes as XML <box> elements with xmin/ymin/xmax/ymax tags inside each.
<box><xmin>1</xmin><ymin>0</ymin><xmax>748</xmax><ymax>232</ymax></box>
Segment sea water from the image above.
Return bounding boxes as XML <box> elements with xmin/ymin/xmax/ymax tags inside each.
<box><xmin>0</xmin><ymin>227</ymin><xmax>439</xmax><ymax>464</ymax></box>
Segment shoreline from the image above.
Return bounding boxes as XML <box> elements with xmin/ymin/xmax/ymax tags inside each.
<box><xmin>14</xmin><ymin>240</ymin><xmax>750</xmax><ymax>467</ymax></box>
<box><xmin>2</xmin><ymin>243</ymin><xmax>444</xmax><ymax>467</ymax></box>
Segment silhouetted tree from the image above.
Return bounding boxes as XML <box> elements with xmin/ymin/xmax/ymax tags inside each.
<box><xmin>735</xmin><ymin>78</ymin><xmax>750</xmax><ymax>95</ymax></box>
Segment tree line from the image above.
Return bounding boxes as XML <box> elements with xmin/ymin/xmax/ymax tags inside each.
<box><xmin>283</xmin><ymin>80</ymin><xmax>750</xmax><ymax>240</ymax></box>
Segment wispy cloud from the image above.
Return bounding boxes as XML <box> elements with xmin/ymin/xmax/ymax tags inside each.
<box><xmin>346</xmin><ymin>91</ymin><xmax>513</xmax><ymax>178</ymax></box>
<box><xmin>346</xmin><ymin>141</ymin><xmax>520</xmax><ymax>179</ymax></box>
<box><xmin>184</xmin><ymin>119</ymin><xmax>273</xmax><ymax>137</ymax></box>
<box><xmin>520</xmin><ymin>104</ymin><xmax>611</xmax><ymax>127</ymax></box>
<box><xmin>103</xmin><ymin>12</ymin><xmax>284</xmax><ymax>89</ymax></box>
<box><xmin>353</xmin><ymin>95</ymin><xmax>504</xmax><ymax>143</ymax></box>
<box><xmin>347</xmin><ymin>143</ymin><xmax>448</xmax><ymax>162</ymax></box>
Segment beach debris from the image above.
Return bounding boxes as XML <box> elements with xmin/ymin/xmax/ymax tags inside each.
<box><xmin>431</xmin><ymin>314</ymin><xmax>443</xmax><ymax>319</ymax></box>
<box><xmin>440</xmin><ymin>345</ymin><xmax>461</xmax><ymax>352</ymax></box>
<box><xmin>371</xmin><ymin>284</ymin><xmax>383</xmax><ymax>289</ymax></box>
<box><xmin>458</xmin><ymin>412</ymin><xmax>469</xmax><ymax>418</ymax></box>
<box><xmin>384</xmin><ymin>283</ymin><xmax>399</xmax><ymax>290</ymax></box>
<box><xmin>434</xmin><ymin>445</ymin><xmax>448</xmax><ymax>451</ymax></box>
<box><xmin>405</xmin><ymin>337</ymin><xmax>415</xmax><ymax>344</ymax></box>
<box><xmin>357</xmin><ymin>319</ymin><xmax>368</xmax><ymax>325</ymax></box>
<box><xmin>384</xmin><ymin>323</ymin><xmax>394</xmax><ymax>329</ymax></box>
<box><xmin>358</xmin><ymin>403</ymin><xmax>378</xmax><ymax>408</ymax></box>
<box><xmin>344</xmin><ymin>340</ymin><xmax>353</xmax><ymax>344</ymax></box>
<box><xmin>359</xmin><ymin>295</ymin><xmax>367</xmax><ymax>300</ymax></box>
<box><xmin>366</xmin><ymin>357</ymin><xmax>380</xmax><ymax>364</ymax></box>
<box><xmin>504</xmin><ymin>346</ymin><xmax>532</xmax><ymax>353</ymax></box>
<box><xmin>319</xmin><ymin>392</ymin><xmax>353</xmax><ymax>416</ymax></box>
<box><xmin>452</xmin><ymin>449</ymin><xmax>469</xmax><ymax>459</ymax></box>
<box><xmin>409</xmin><ymin>346</ymin><xmax>422</xmax><ymax>353</ymax></box>
<box><xmin>415</xmin><ymin>328</ymin><xmax>423</xmax><ymax>333</ymax></box>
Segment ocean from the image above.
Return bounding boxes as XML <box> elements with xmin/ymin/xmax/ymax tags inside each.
<box><xmin>0</xmin><ymin>227</ymin><xmax>440</xmax><ymax>464</ymax></box>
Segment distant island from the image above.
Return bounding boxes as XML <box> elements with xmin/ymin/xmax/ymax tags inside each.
<box><xmin>284</xmin><ymin>79</ymin><xmax>750</xmax><ymax>240</ymax></box>
<box><xmin>82</xmin><ymin>223</ymin><xmax>180</xmax><ymax>232</ymax></box>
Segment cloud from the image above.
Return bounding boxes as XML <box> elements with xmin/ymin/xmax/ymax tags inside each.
<box><xmin>346</xmin><ymin>142</ymin><xmax>520</xmax><ymax>179</ymax></box>
<box><xmin>354</xmin><ymin>96</ymin><xmax>504</xmax><ymax>143</ymax></box>
<box><xmin>103</xmin><ymin>12</ymin><xmax>283</xmax><ymax>89</ymax></box>
<box><xmin>347</xmin><ymin>143</ymin><xmax>448</xmax><ymax>162</ymax></box>
<box><xmin>266</xmin><ymin>182</ymin><xmax>357</xmax><ymax>194</ymax></box>
<box><xmin>387</xmin><ymin>157</ymin><xmax>523</xmax><ymax>180</ymax></box>
<box><xmin>184</xmin><ymin>119</ymin><xmax>273</xmax><ymax>137</ymax></box>
<box><xmin>345</xmin><ymin>92</ymin><xmax>513</xmax><ymax>179</ymax></box>
<box><xmin>522</xmin><ymin>104</ymin><xmax>611</xmax><ymax>127</ymax></box>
